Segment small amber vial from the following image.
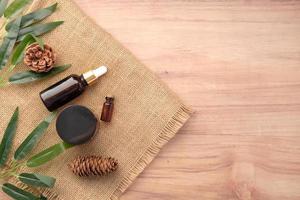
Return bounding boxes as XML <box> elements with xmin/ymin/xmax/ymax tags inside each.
<box><xmin>101</xmin><ymin>96</ymin><xmax>114</xmax><ymax>122</ymax></box>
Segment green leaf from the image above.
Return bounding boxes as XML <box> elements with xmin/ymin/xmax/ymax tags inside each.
<box><xmin>2</xmin><ymin>183</ymin><xmax>40</xmax><ymax>200</ymax></box>
<box><xmin>18</xmin><ymin>173</ymin><xmax>56</xmax><ymax>188</ymax></box>
<box><xmin>17</xmin><ymin>21</ymin><xmax>64</xmax><ymax>41</ymax></box>
<box><xmin>0</xmin><ymin>17</ymin><xmax>21</xmax><ymax>70</ymax></box>
<box><xmin>0</xmin><ymin>38</ymin><xmax>12</xmax><ymax>70</ymax></box>
<box><xmin>9</xmin><ymin>64</ymin><xmax>71</xmax><ymax>84</ymax></box>
<box><xmin>6</xmin><ymin>3</ymin><xmax>58</xmax><ymax>31</ymax></box>
<box><xmin>0</xmin><ymin>0</ymin><xmax>9</xmax><ymax>17</ymax></box>
<box><xmin>14</xmin><ymin>112</ymin><xmax>56</xmax><ymax>160</ymax></box>
<box><xmin>27</xmin><ymin>142</ymin><xmax>73</xmax><ymax>168</ymax></box>
<box><xmin>4</xmin><ymin>0</ymin><xmax>32</xmax><ymax>18</ymax></box>
<box><xmin>11</xmin><ymin>34</ymin><xmax>35</xmax><ymax>65</ymax></box>
<box><xmin>30</xmin><ymin>34</ymin><xmax>44</xmax><ymax>50</ymax></box>
<box><xmin>0</xmin><ymin>107</ymin><xmax>19</xmax><ymax>167</ymax></box>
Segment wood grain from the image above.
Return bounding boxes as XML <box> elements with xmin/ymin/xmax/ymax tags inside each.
<box><xmin>1</xmin><ymin>1</ymin><xmax>299</xmax><ymax>200</ymax></box>
<box><xmin>71</xmin><ymin>0</ymin><xmax>300</xmax><ymax>199</ymax></box>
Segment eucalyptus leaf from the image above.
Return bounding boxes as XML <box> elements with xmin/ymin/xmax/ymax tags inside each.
<box><xmin>6</xmin><ymin>3</ymin><xmax>58</xmax><ymax>31</ymax></box>
<box><xmin>9</xmin><ymin>64</ymin><xmax>71</xmax><ymax>84</ymax></box>
<box><xmin>14</xmin><ymin>112</ymin><xmax>56</xmax><ymax>160</ymax></box>
<box><xmin>30</xmin><ymin>34</ymin><xmax>44</xmax><ymax>50</ymax></box>
<box><xmin>2</xmin><ymin>183</ymin><xmax>40</xmax><ymax>200</ymax></box>
<box><xmin>0</xmin><ymin>17</ymin><xmax>21</xmax><ymax>70</ymax></box>
<box><xmin>4</xmin><ymin>0</ymin><xmax>32</xmax><ymax>18</ymax></box>
<box><xmin>18</xmin><ymin>173</ymin><xmax>56</xmax><ymax>188</ymax></box>
<box><xmin>0</xmin><ymin>38</ymin><xmax>11</xmax><ymax>70</ymax></box>
<box><xmin>27</xmin><ymin>142</ymin><xmax>73</xmax><ymax>168</ymax></box>
<box><xmin>0</xmin><ymin>0</ymin><xmax>9</xmax><ymax>17</ymax></box>
<box><xmin>0</xmin><ymin>107</ymin><xmax>18</xmax><ymax>167</ymax></box>
<box><xmin>17</xmin><ymin>21</ymin><xmax>64</xmax><ymax>41</ymax></box>
<box><xmin>11</xmin><ymin>34</ymin><xmax>35</xmax><ymax>65</ymax></box>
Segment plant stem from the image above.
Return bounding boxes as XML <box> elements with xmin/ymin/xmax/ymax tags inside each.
<box><xmin>11</xmin><ymin>161</ymin><xmax>26</xmax><ymax>172</ymax></box>
<box><xmin>0</xmin><ymin>18</ymin><xmax>7</xmax><ymax>32</ymax></box>
<box><xmin>0</xmin><ymin>64</ymin><xmax>16</xmax><ymax>87</ymax></box>
<box><xmin>0</xmin><ymin>19</ymin><xmax>8</xmax><ymax>42</ymax></box>
<box><xmin>3</xmin><ymin>64</ymin><xmax>16</xmax><ymax>76</ymax></box>
<box><xmin>0</xmin><ymin>161</ymin><xmax>26</xmax><ymax>180</ymax></box>
<box><xmin>0</xmin><ymin>81</ymin><xmax>9</xmax><ymax>88</ymax></box>
<box><xmin>26</xmin><ymin>0</ymin><xmax>39</xmax><ymax>14</ymax></box>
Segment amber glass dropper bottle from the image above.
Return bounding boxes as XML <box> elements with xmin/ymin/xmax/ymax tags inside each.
<box><xmin>40</xmin><ymin>66</ymin><xmax>107</xmax><ymax>111</ymax></box>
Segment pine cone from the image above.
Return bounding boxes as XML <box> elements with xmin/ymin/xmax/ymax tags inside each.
<box><xmin>24</xmin><ymin>43</ymin><xmax>56</xmax><ymax>73</ymax></box>
<box><xmin>68</xmin><ymin>156</ymin><xmax>118</xmax><ymax>177</ymax></box>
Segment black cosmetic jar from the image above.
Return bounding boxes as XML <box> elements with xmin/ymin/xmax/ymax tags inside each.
<box><xmin>56</xmin><ymin>105</ymin><xmax>98</xmax><ymax>145</ymax></box>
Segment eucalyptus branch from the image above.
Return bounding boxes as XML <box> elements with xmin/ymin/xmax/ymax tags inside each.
<box><xmin>0</xmin><ymin>1</ymin><xmax>70</xmax><ymax>198</ymax></box>
<box><xmin>0</xmin><ymin>2</ymin><xmax>63</xmax><ymax>86</ymax></box>
<box><xmin>0</xmin><ymin>160</ymin><xmax>25</xmax><ymax>180</ymax></box>
<box><xmin>0</xmin><ymin>108</ymin><xmax>69</xmax><ymax>199</ymax></box>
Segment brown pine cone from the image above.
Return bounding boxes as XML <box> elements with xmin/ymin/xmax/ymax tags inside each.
<box><xmin>24</xmin><ymin>43</ymin><xmax>56</xmax><ymax>73</ymax></box>
<box><xmin>68</xmin><ymin>156</ymin><xmax>118</xmax><ymax>177</ymax></box>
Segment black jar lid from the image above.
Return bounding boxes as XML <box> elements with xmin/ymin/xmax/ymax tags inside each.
<box><xmin>56</xmin><ymin>105</ymin><xmax>98</xmax><ymax>145</ymax></box>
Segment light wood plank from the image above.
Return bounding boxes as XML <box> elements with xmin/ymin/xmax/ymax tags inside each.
<box><xmin>71</xmin><ymin>0</ymin><xmax>300</xmax><ymax>199</ymax></box>
<box><xmin>1</xmin><ymin>1</ymin><xmax>300</xmax><ymax>199</ymax></box>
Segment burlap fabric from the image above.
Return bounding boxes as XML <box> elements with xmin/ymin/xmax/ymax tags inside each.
<box><xmin>0</xmin><ymin>0</ymin><xmax>191</xmax><ymax>199</ymax></box>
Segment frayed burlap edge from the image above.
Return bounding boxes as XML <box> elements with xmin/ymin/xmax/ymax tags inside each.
<box><xmin>13</xmin><ymin>104</ymin><xmax>191</xmax><ymax>200</ymax></box>
<box><xmin>10</xmin><ymin>1</ymin><xmax>193</xmax><ymax>199</ymax></box>
<box><xmin>110</xmin><ymin>105</ymin><xmax>192</xmax><ymax>199</ymax></box>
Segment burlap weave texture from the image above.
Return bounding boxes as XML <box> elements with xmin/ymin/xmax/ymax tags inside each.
<box><xmin>0</xmin><ymin>0</ymin><xmax>191</xmax><ymax>199</ymax></box>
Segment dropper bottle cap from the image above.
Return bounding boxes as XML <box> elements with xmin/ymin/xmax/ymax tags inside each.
<box><xmin>82</xmin><ymin>66</ymin><xmax>108</xmax><ymax>85</ymax></box>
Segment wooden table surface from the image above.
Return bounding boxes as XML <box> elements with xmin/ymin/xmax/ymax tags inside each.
<box><xmin>74</xmin><ymin>1</ymin><xmax>299</xmax><ymax>199</ymax></box>
<box><xmin>72</xmin><ymin>1</ymin><xmax>300</xmax><ymax>199</ymax></box>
